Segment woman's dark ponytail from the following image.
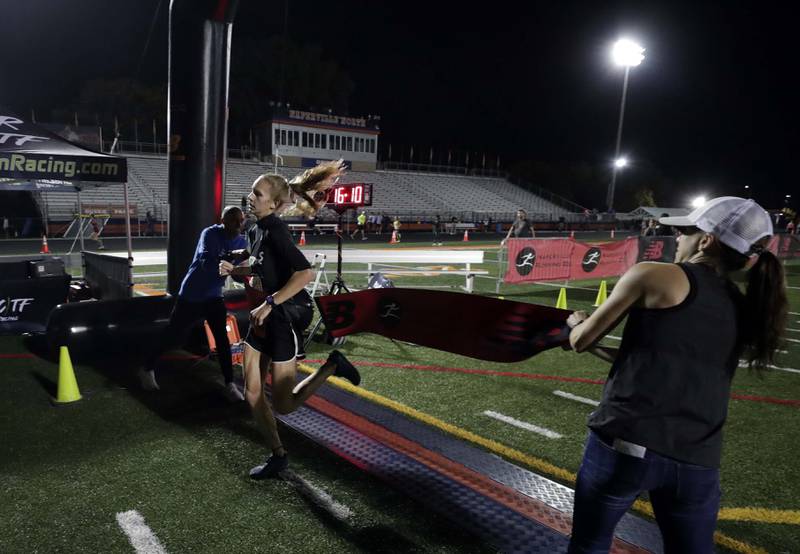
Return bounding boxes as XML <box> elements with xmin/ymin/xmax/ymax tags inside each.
<box><xmin>740</xmin><ymin>250</ymin><xmax>788</xmax><ymax>371</ymax></box>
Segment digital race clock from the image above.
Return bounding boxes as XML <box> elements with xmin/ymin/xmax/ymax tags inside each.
<box><xmin>326</xmin><ymin>183</ymin><xmax>373</xmax><ymax>212</ymax></box>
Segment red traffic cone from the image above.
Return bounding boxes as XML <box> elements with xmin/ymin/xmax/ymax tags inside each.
<box><xmin>390</xmin><ymin>230</ymin><xmax>398</xmax><ymax>244</ymax></box>
<box><xmin>40</xmin><ymin>235</ymin><xmax>50</xmax><ymax>254</ymax></box>
<box><xmin>463</xmin><ymin>229</ymin><xmax>469</xmax><ymax>242</ymax></box>
<box><xmin>299</xmin><ymin>231</ymin><xmax>306</xmax><ymax>246</ymax></box>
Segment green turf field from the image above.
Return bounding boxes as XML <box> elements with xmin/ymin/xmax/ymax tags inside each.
<box><xmin>2</xmin><ymin>238</ymin><xmax>798</xmax><ymax>553</ymax></box>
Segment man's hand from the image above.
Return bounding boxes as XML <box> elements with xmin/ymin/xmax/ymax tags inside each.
<box><xmin>219</xmin><ymin>260</ymin><xmax>234</xmax><ymax>276</ymax></box>
<box><xmin>567</xmin><ymin>310</ymin><xmax>589</xmax><ymax>328</ymax></box>
<box><xmin>250</xmin><ymin>301</ymin><xmax>272</xmax><ymax>327</ymax></box>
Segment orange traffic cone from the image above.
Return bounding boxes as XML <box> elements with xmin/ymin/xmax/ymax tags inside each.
<box><xmin>299</xmin><ymin>231</ymin><xmax>306</xmax><ymax>246</ymax></box>
<box><xmin>40</xmin><ymin>235</ymin><xmax>50</xmax><ymax>254</ymax></box>
<box><xmin>463</xmin><ymin>229</ymin><xmax>469</xmax><ymax>242</ymax></box>
<box><xmin>610</xmin><ymin>229</ymin><xmax>616</xmax><ymax>239</ymax></box>
<box><xmin>390</xmin><ymin>230</ymin><xmax>398</xmax><ymax>244</ymax></box>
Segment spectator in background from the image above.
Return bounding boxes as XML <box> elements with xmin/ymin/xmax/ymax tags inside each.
<box><xmin>351</xmin><ymin>211</ymin><xmax>367</xmax><ymax>240</ymax></box>
<box><xmin>88</xmin><ymin>214</ymin><xmax>104</xmax><ymax>250</ymax></box>
<box><xmin>393</xmin><ymin>217</ymin><xmax>402</xmax><ymax>242</ymax></box>
<box><xmin>2</xmin><ymin>216</ymin><xmax>9</xmax><ymax>239</ymax></box>
<box><xmin>432</xmin><ymin>214</ymin><xmax>443</xmax><ymax>246</ymax></box>
<box><xmin>642</xmin><ymin>218</ymin><xmax>658</xmax><ymax>236</ymax></box>
<box><xmin>380</xmin><ymin>212</ymin><xmax>389</xmax><ymax>235</ymax></box>
<box><xmin>375</xmin><ymin>213</ymin><xmax>384</xmax><ymax>235</ymax></box>
<box><xmin>500</xmin><ymin>209</ymin><xmax>535</xmax><ymax>246</ymax></box>
<box><xmin>145</xmin><ymin>210</ymin><xmax>156</xmax><ymax>236</ymax></box>
<box><xmin>655</xmin><ymin>213</ymin><xmax>674</xmax><ymax>236</ymax></box>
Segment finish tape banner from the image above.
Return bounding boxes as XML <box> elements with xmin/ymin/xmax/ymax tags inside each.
<box><xmin>316</xmin><ymin>288</ymin><xmax>570</xmax><ymax>363</ymax></box>
<box><xmin>504</xmin><ymin>237</ymin><xmax>640</xmax><ymax>283</ymax></box>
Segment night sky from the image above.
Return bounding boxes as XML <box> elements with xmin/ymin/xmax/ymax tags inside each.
<box><xmin>2</xmin><ymin>1</ymin><xmax>795</xmax><ymax>208</ymax></box>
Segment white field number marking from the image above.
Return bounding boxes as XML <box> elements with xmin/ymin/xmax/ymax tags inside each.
<box><xmin>553</xmin><ymin>390</ymin><xmax>600</xmax><ymax>406</ymax></box>
<box><xmin>482</xmin><ymin>410</ymin><xmax>562</xmax><ymax>439</ymax></box>
<box><xmin>116</xmin><ymin>510</ymin><xmax>167</xmax><ymax>554</ymax></box>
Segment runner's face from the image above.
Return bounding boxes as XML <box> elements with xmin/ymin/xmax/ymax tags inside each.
<box><xmin>248</xmin><ymin>179</ymin><xmax>288</xmax><ymax>218</ymax></box>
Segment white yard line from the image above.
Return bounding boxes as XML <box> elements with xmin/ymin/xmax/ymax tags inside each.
<box><xmin>553</xmin><ymin>390</ymin><xmax>600</xmax><ymax>407</ymax></box>
<box><xmin>787</xmin><ymin>337</ymin><xmax>800</xmax><ymax>344</ymax></box>
<box><xmin>790</xmin><ymin>312</ymin><xmax>800</xmax><ymax>316</ymax></box>
<box><xmin>482</xmin><ymin>410</ymin><xmax>562</xmax><ymax>439</ymax></box>
<box><xmin>281</xmin><ymin>470</ymin><xmax>353</xmax><ymax>521</ymax></box>
<box><xmin>786</xmin><ymin>328</ymin><xmax>800</xmax><ymax>333</ymax></box>
<box><xmin>739</xmin><ymin>362</ymin><xmax>800</xmax><ymax>374</ymax></box>
<box><xmin>606</xmin><ymin>335</ymin><xmax>622</xmax><ymax>341</ymax></box>
<box><xmin>116</xmin><ymin>510</ymin><xmax>167</xmax><ymax>554</ymax></box>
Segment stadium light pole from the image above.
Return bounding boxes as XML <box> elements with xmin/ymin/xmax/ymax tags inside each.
<box><xmin>606</xmin><ymin>38</ymin><xmax>645</xmax><ymax>212</ymax></box>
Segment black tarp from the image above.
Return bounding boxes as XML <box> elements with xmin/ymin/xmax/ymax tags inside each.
<box><xmin>0</xmin><ymin>111</ymin><xmax>126</xmax><ymax>185</ymax></box>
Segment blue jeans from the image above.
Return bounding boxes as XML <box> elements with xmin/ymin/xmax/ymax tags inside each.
<box><xmin>568</xmin><ymin>431</ymin><xmax>720</xmax><ymax>554</ymax></box>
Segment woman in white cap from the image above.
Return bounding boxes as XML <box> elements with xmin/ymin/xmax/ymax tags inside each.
<box><xmin>565</xmin><ymin>197</ymin><xmax>788</xmax><ymax>553</ymax></box>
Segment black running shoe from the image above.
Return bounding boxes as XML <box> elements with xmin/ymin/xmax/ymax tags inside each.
<box><xmin>249</xmin><ymin>454</ymin><xmax>288</xmax><ymax>480</ymax></box>
<box><xmin>327</xmin><ymin>350</ymin><xmax>361</xmax><ymax>386</ymax></box>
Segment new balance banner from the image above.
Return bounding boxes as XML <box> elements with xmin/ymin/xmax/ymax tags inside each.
<box><xmin>505</xmin><ymin>238</ymin><xmax>639</xmax><ymax>283</ymax></box>
<box><xmin>637</xmin><ymin>236</ymin><xmax>677</xmax><ymax>262</ymax></box>
<box><xmin>316</xmin><ymin>288</ymin><xmax>570</xmax><ymax>363</ymax></box>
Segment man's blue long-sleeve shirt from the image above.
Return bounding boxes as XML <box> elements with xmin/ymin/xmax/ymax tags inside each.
<box><xmin>178</xmin><ymin>224</ymin><xmax>247</xmax><ymax>302</ymax></box>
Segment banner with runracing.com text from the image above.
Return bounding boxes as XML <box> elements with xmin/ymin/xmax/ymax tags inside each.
<box><xmin>504</xmin><ymin>237</ymin><xmax>640</xmax><ymax>283</ymax></box>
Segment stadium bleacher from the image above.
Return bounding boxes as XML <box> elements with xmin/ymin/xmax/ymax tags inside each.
<box><xmin>36</xmin><ymin>155</ymin><xmax>573</xmax><ymax>227</ymax></box>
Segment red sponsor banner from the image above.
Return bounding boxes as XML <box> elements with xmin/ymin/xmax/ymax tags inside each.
<box><xmin>767</xmin><ymin>234</ymin><xmax>800</xmax><ymax>259</ymax></box>
<box><xmin>570</xmin><ymin>238</ymin><xmax>640</xmax><ymax>280</ymax></box>
<box><xmin>504</xmin><ymin>238</ymin><xmax>639</xmax><ymax>283</ymax></box>
<box><xmin>504</xmin><ymin>238</ymin><xmax>573</xmax><ymax>283</ymax></box>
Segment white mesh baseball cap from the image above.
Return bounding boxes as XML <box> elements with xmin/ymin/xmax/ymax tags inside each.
<box><xmin>659</xmin><ymin>196</ymin><xmax>773</xmax><ymax>255</ymax></box>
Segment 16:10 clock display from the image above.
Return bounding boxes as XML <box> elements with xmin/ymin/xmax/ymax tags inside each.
<box><xmin>326</xmin><ymin>183</ymin><xmax>373</xmax><ymax>209</ymax></box>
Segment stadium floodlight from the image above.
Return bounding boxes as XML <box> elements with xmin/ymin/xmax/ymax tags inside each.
<box><xmin>691</xmin><ymin>196</ymin><xmax>707</xmax><ymax>208</ymax></box>
<box><xmin>612</xmin><ymin>39</ymin><xmax>645</xmax><ymax>67</ymax></box>
<box><xmin>614</xmin><ymin>157</ymin><xmax>628</xmax><ymax>169</ymax></box>
<box><xmin>606</xmin><ymin>38</ymin><xmax>645</xmax><ymax>212</ymax></box>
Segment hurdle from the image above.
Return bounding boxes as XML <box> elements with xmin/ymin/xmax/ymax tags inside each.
<box><xmin>304</xmin><ymin>249</ymin><xmax>487</xmax><ymax>293</ymax></box>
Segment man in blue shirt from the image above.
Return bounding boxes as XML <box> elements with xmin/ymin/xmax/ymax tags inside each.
<box><xmin>139</xmin><ymin>206</ymin><xmax>247</xmax><ymax>401</ymax></box>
